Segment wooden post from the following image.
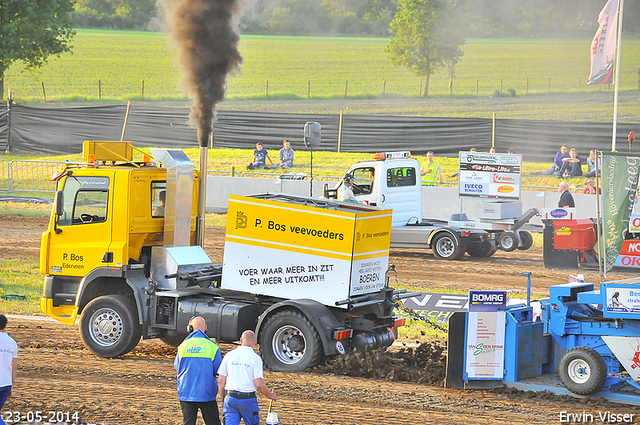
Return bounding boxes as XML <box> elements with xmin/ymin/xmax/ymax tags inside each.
<box><xmin>344</xmin><ymin>81</ymin><xmax>348</xmax><ymax>98</ymax></box>
<box><xmin>99</xmin><ymin>80</ymin><xmax>102</xmax><ymax>100</ymax></box>
<box><xmin>526</xmin><ymin>78</ymin><xmax>529</xmax><ymax>95</ymax></box>
<box><xmin>266</xmin><ymin>81</ymin><xmax>269</xmax><ymax>96</ymax></box>
<box><xmin>475</xmin><ymin>80</ymin><xmax>479</xmax><ymax>96</ymax></box>
<box><xmin>337</xmin><ymin>110</ymin><xmax>343</xmax><ymax>153</ymax></box>
<box><xmin>500</xmin><ymin>79</ymin><xmax>503</xmax><ymax>93</ymax></box>
<box><xmin>419</xmin><ymin>79</ymin><xmax>423</xmax><ymax>97</ymax></box>
<box><xmin>41</xmin><ymin>82</ymin><xmax>47</xmax><ymax>102</ymax></box>
<box><xmin>492</xmin><ymin>112</ymin><xmax>496</xmax><ymax>147</ymax></box>
<box><xmin>578</xmin><ymin>78</ymin><xmax>581</xmax><ymax>92</ymax></box>
<box><xmin>449</xmin><ymin>76</ymin><xmax>453</xmax><ymax>97</ymax></box>
<box><xmin>382</xmin><ymin>80</ymin><xmax>386</xmax><ymax>96</ymax></box>
<box><xmin>142</xmin><ymin>80</ymin><xmax>145</xmax><ymax>97</ymax></box>
<box><xmin>548</xmin><ymin>78</ymin><xmax>551</xmax><ymax>94</ymax></box>
<box><xmin>307</xmin><ymin>80</ymin><xmax>310</xmax><ymax>98</ymax></box>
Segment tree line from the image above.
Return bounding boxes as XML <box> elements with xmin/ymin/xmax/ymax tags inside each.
<box><xmin>72</xmin><ymin>0</ymin><xmax>640</xmax><ymax>37</ymax></box>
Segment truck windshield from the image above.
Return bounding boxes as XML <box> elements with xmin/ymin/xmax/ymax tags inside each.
<box><xmin>57</xmin><ymin>176</ymin><xmax>110</xmax><ymax>226</ymax></box>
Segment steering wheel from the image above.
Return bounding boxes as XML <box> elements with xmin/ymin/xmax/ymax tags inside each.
<box><xmin>80</xmin><ymin>213</ymin><xmax>96</xmax><ymax>223</ymax></box>
<box><xmin>352</xmin><ymin>183</ymin><xmax>364</xmax><ymax>195</ymax></box>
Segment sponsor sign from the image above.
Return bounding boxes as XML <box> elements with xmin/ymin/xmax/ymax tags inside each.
<box><xmin>631</xmin><ymin>213</ymin><xmax>640</xmax><ymax>233</ymax></box>
<box><xmin>602</xmin><ymin>336</ymin><xmax>640</xmax><ymax>380</ymax></box>
<box><xmin>614</xmin><ymin>240</ymin><xmax>640</xmax><ymax>267</ymax></box>
<box><xmin>458</xmin><ymin>152</ymin><xmax>521</xmax><ymax>200</ymax></box>
<box><xmin>222</xmin><ymin>195</ymin><xmax>392</xmax><ymax>307</ymax></box>
<box><xmin>401</xmin><ymin>293</ymin><xmax>468</xmax><ymax>324</ymax></box>
<box><xmin>465</xmin><ymin>312</ymin><xmax>506</xmax><ymax>379</ymax></box>
<box><xmin>469</xmin><ymin>290</ymin><xmax>507</xmax><ymax>312</ymax></box>
<box><xmin>604</xmin><ymin>286</ymin><xmax>640</xmax><ymax>315</ymax></box>
<box><xmin>601</xmin><ymin>153</ymin><xmax>640</xmax><ymax>273</ymax></box>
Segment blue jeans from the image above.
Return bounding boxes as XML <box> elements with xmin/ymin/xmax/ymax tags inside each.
<box><xmin>223</xmin><ymin>396</ymin><xmax>259</xmax><ymax>425</ymax></box>
<box><xmin>0</xmin><ymin>386</ymin><xmax>11</xmax><ymax>425</ymax></box>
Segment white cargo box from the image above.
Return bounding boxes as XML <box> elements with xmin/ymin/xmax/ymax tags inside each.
<box><xmin>222</xmin><ymin>194</ymin><xmax>393</xmax><ymax>308</ymax></box>
<box><xmin>477</xmin><ymin>201</ymin><xmax>522</xmax><ymax>220</ymax></box>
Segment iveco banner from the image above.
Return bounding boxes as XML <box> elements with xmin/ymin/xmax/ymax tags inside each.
<box><xmin>458</xmin><ymin>152</ymin><xmax>522</xmax><ymax>200</ymax></box>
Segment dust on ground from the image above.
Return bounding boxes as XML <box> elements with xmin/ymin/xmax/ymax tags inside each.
<box><xmin>1</xmin><ymin>214</ymin><xmax>639</xmax><ymax>424</ymax></box>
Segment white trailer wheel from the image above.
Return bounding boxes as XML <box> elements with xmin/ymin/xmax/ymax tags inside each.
<box><xmin>432</xmin><ymin>233</ymin><xmax>465</xmax><ymax>260</ymax></box>
<box><xmin>559</xmin><ymin>346</ymin><xmax>608</xmax><ymax>395</ymax></box>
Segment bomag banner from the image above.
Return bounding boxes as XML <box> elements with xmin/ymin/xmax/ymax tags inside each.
<box><xmin>222</xmin><ymin>195</ymin><xmax>392</xmax><ymax>308</ymax></box>
<box><xmin>602</xmin><ymin>152</ymin><xmax>640</xmax><ymax>273</ymax></box>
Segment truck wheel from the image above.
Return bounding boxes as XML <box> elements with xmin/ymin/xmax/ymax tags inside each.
<box><xmin>466</xmin><ymin>242</ymin><xmax>497</xmax><ymax>258</ymax></box>
<box><xmin>498</xmin><ymin>231</ymin><xmax>518</xmax><ymax>252</ymax></box>
<box><xmin>79</xmin><ymin>295</ymin><xmax>142</xmax><ymax>358</ymax></box>
<box><xmin>559</xmin><ymin>347</ymin><xmax>608</xmax><ymax>395</ymax></box>
<box><xmin>432</xmin><ymin>233</ymin><xmax>465</xmax><ymax>260</ymax></box>
<box><xmin>260</xmin><ymin>310</ymin><xmax>324</xmax><ymax>372</ymax></box>
<box><xmin>517</xmin><ymin>230</ymin><xmax>534</xmax><ymax>250</ymax></box>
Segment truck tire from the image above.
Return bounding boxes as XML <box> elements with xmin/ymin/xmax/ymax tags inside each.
<box><xmin>432</xmin><ymin>233</ymin><xmax>465</xmax><ymax>260</ymax></box>
<box><xmin>559</xmin><ymin>347</ymin><xmax>608</xmax><ymax>395</ymax></box>
<box><xmin>498</xmin><ymin>231</ymin><xmax>518</xmax><ymax>252</ymax></box>
<box><xmin>260</xmin><ymin>310</ymin><xmax>324</xmax><ymax>372</ymax></box>
<box><xmin>517</xmin><ymin>230</ymin><xmax>534</xmax><ymax>250</ymax></box>
<box><xmin>79</xmin><ymin>295</ymin><xmax>142</xmax><ymax>358</ymax></box>
<box><xmin>466</xmin><ymin>242</ymin><xmax>497</xmax><ymax>258</ymax></box>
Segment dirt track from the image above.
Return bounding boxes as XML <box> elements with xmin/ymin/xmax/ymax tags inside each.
<box><xmin>2</xmin><ymin>214</ymin><xmax>640</xmax><ymax>425</ymax></box>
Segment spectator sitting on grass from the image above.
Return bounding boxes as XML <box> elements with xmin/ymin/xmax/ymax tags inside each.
<box><xmin>558</xmin><ymin>148</ymin><xmax>582</xmax><ymax>178</ymax></box>
<box><xmin>249</xmin><ymin>142</ymin><xmax>273</xmax><ymax>169</ymax></box>
<box><xmin>278</xmin><ymin>139</ymin><xmax>294</xmax><ymax>168</ymax></box>
<box><xmin>532</xmin><ymin>145</ymin><xmax>568</xmax><ymax>175</ymax></box>
<box><xmin>585</xmin><ymin>149</ymin><xmax>601</xmax><ymax>178</ymax></box>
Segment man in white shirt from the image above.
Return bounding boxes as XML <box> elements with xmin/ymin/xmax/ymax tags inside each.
<box><xmin>0</xmin><ymin>315</ymin><xmax>18</xmax><ymax>421</ymax></box>
<box><xmin>217</xmin><ymin>330</ymin><xmax>277</xmax><ymax>425</ymax></box>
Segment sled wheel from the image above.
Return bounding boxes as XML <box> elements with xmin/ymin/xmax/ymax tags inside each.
<box><xmin>559</xmin><ymin>346</ymin><xmax>608</xmax><ymax>395</ymax></box>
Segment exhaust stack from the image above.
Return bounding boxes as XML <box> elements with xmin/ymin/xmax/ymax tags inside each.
<box><xmin>150</xmin><ymin>148</ymin><xmax>194</xmax><ymax>247</ymax></box>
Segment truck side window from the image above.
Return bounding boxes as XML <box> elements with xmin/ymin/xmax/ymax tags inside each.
<box><xmin>152</xmin><ymin>182</ymin><xmax>167</xmax><ymax>218</ymax></box>
<box><xmin>352</xmin><ymin>167</ymin><xmax>374</xmax><ymax>194</ymax></box>
<box><xmin>57</xmin><ymin>176</ymin><xmax>110</xmax><ymax>226</ymax></box>
<box><xmin>387</xmin><ymin>167</ymin><xmax>416</xmax><ymax>188</ymax></box>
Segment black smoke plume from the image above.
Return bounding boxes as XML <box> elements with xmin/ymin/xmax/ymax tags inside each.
<box><xmin>164</xmin><ymin>0</ymin><xmax>243</xmax><ymax>147</ymax></box>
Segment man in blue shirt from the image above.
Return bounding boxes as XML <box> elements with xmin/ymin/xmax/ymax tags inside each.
<box><xmin>534</xmin><ymin>145</ymin><xmax>569</xmax><ymax>175</ymax></box>
<box><xmin>175</xmin><ymin>316</ymin><xmax>223</xmax><ymax>425</ymax></box>
<box><xmin>252</xmin><ymin>143</ymin><xmax>273</xmax><ymax>169</ymax></box>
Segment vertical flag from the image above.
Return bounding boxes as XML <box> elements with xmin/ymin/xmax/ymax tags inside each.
<box><xmin>588</xmin><ymin>0</ymin><xmax>620</xmax><ymax>85</ymax></box>
<box><xmin>601</xmin><ymin>152</ymin><xmax>640</xmax><ymax>272</ymax></box>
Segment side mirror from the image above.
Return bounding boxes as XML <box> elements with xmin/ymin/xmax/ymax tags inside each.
<box><xmin>54</xmin><ymin>191</ymin><xmax>64</xmax><ymax>216</ymax></box>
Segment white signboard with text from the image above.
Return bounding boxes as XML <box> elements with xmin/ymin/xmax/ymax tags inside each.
<box><xmin>465</xmin><ymin>311</ymin><xmax>506</xmax><ymax>379</ymax></box>
<box><xmin>458</xmin><ymin>152</ymin><xmax>522</xmax><ymax>200</ymax></box>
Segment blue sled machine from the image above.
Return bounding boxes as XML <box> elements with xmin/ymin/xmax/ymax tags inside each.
<box><xmin>445</xmin><ymin>277</ymin><xmax>640</xmax><ymax>405</ymax></box>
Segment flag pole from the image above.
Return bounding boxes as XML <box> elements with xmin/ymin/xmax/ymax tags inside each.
<box><xmin>611</xmin><ymin>0</ymin><xmax>624</xmax><ymax>152</ymax></box>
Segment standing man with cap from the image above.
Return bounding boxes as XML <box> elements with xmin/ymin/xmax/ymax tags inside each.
<box><xmin>0</xmin><ymin>314</ymin><xmax>17</xmax><ymax>424</ymax></box>
<box><xmin>217</xmin><ymin>330</ymin><xmax>277</xmax><ymax>425</ymax></box>
<box><xmin>175</xmin><ymin>316</ymin><xmax>222</xmax><ymax>425</ymax></box>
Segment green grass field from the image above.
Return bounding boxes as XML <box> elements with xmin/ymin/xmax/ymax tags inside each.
<box><xmin>5</xmin><ymin>30</ymin><xmax>640</xmax><ymax>103</ymax></box>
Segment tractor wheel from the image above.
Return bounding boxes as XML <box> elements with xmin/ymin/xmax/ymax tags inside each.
<box><xmin>466</xmin><ymin>242</ymin><xmax>498</xmax><ymax>258</ymax></box>
<box><xmin>517</xmin><ymin>230</ymin><xmax>534</xmax><ymax>250</ymax></box>
<box><xmin>559</xmin><ymin>346</ymin><xmax>608</xmax><ymax>395</ymax></box>
<box><xmin>432</xmin><ymin>233</ymin><xmax>465</xmax><ymax>260</ymax></box>
<box><xmin>260</xmin><ymin>310</ymin><xmax>324</xmax><ymax>372</ymax></box>
<box><xmin>498</xmin><ymin>231</ymin><xmax>518</xmax><ymax>252</ymax></box>
<box><xmin>79</xmin><ymin>295</ymin><xmax>142</xmax><ymax>358</ymax></box>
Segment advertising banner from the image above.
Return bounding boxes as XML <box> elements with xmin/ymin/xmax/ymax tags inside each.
<box><xmin>601</xmin><ymin>153</ymin><xmax>640</xmax><ymax>273</ymax></box>
<box><xmin>222</xmin><ymin>195</ymin><xmax>392</xmax><ymax>307</ymax></box>
<box><xmin>587</xmin><ymin>0</ymin><xmax>620</xmax><ymax>85</ymax></box>
<box><xmin>604</xmin><ymin>286</ymin><xmax>640</xmax><ymax>315</ymax></box>
<box><xmin>602</xmin><ymin>336</ymin><xmax>640</xmax><ymax>380</ymax></box>
<box><xmin>465</xmin><ymin>312</ymin><xmax>506</xmax><ymax>379</ymax></box>
<box><xmin>401</xmin><ymin>293</ymin><xmax>468</xmax><ymax>324</ymax></box>
<box><xmin>458</xmin><ymin>152</ymin><xmax>521</xmax><ymax>200</ymax></box>
<box><xmin>469</xmin><ymin>291</ymin><xmax>507</xmax><ymax>312</ymax></box>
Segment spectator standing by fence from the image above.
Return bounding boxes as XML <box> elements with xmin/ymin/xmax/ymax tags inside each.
<box><xmin>421</xmin><ymin>151</ymin><xmax>443</xmax><ymax>186</ymax></box>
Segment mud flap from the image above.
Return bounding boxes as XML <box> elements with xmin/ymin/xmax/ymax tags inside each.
<box><xmin>444</xmin><ymin>311</ymin><xmax>466</xmax><ymax>389</ymax></box>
